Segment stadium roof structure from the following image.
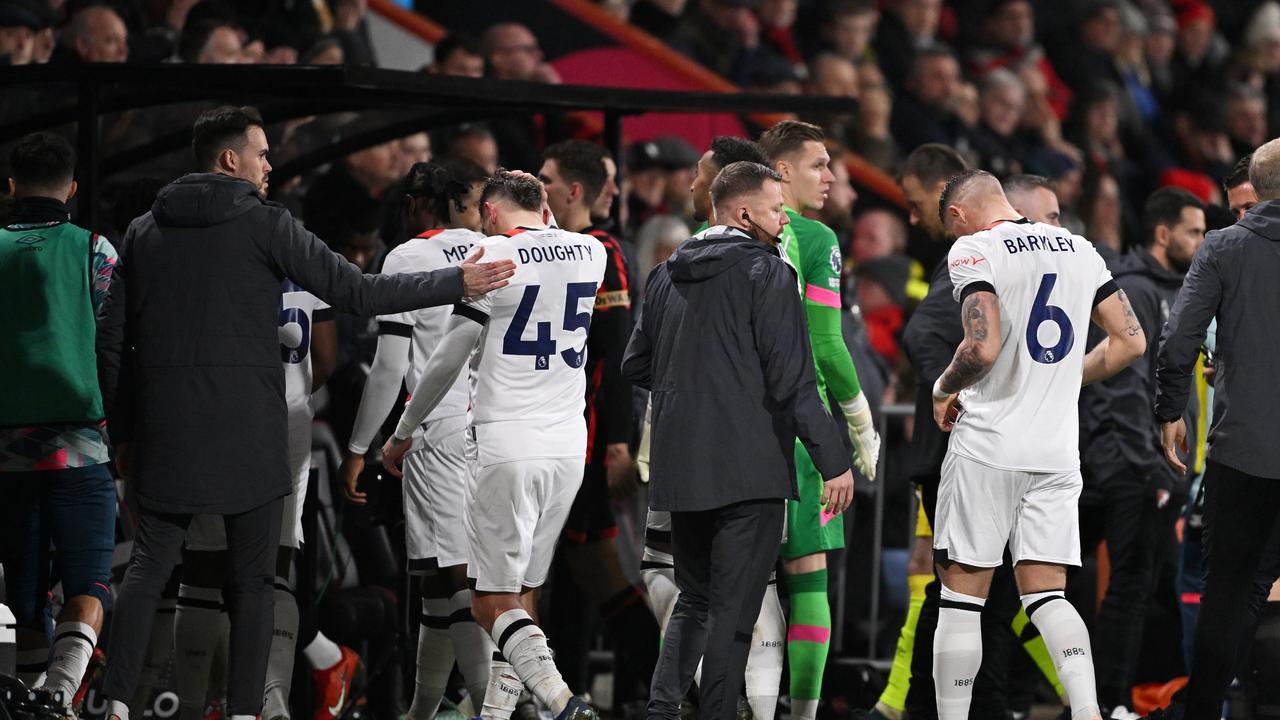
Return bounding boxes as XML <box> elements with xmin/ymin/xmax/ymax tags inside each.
<box><xmin>0</xmin><ymin>63</ymin><xmax>882</xmax><ymax>228</ymax></box>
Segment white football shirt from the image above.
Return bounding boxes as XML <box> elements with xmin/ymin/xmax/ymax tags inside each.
<box><xmin>458</xmin><ymin>227</ymin><xmax>607</xmax><ymax>464</ymax></box>
<box><xmin>946</xmin><ymin>219</ymin><xmax>1115</xmax><ymax>472</ymax></box>
<box><xmin>279</xmin><ymin>280</ymin><xmax>330</xmax><ymax>469</ymax></box>
<box><xmin>379</xmin><ymin>227</ymin><xmax>484</xmax><ymax>423</ymax></box>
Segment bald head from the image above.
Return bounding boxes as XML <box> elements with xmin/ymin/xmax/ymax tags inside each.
<box><xmin>1250</xmin><ymin>138</ymin><xmax>1280</xmax><ymax>201</ymax></box>
<box><xmin>939</xmin><ymin>169</ymin><xmax>1017</xmax><ymax>236</ymax></box>
<box><xmin>71</xmin><ymin>6</ymin><xmax>129</xmax><ymax>63</ymax></box>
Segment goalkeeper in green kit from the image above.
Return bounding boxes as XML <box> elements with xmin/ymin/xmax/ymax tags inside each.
<box><xmin>758</xmin><ymin>121</ymin><xmax>881</xmax><ymax>720</ymax></box>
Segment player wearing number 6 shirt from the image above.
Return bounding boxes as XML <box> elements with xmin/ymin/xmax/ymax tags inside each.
<box><xmin>382</xmin><ymin>170</ymin><xmax>605</xmax><ymax>720</ymax></box>
<box><xmin>926</xmin><ymin>171</ymin><xmax>1146</xmax><ymax>720</ymax></box>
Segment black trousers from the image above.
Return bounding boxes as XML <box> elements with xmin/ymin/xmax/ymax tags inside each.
<box><xmin>1079</xmin><ymin>467</ymin><xmax>1167</xmax><ymax>707</ymax></box>
<box><xmin>647</xmin><ymin>499</ymin><xmax>785</xmax><ymax>720</ymax></box>
<box><xmin>906</xmin><ymin>480</ymin><xmax>1019</xmax><ymax>720</ymax></box>
<box><xmin>103</xmin><ymin>497</ymin><xmax>283</xmax><ymax>715</ymax></box>
<box><xmin>1185</xmin><ymin>461</ymin><xmax>1280</xmax><ymax>720</ymax></box>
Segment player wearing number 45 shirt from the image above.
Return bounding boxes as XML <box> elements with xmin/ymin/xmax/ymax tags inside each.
<box><xmin>382</xmin><ymin>170</ymin><xmax>605</xmax><ymax>720</ymax></box>
<box><xmin>926</xmin><ymin>171</ymin><xmax>1146</xmax><ymax>720</ymax></box>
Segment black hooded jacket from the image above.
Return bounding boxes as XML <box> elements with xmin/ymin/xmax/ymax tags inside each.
<box><xmin>97</xmin><ymin>173</ymin><xmax>464</xmax><ymax>514</ymax></box>
<box><xmin>622</xmin><ymin>226</ymin><xmax>849</xmax><ymax>512</ymax></box>
<box><xmin>1081</xmin><ymin>247</ymin><xmax>1195</xmax><ymax>487</ymax></box>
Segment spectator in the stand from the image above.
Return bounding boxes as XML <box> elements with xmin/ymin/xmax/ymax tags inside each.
<box><xmin>820</xmin><ymin>0</ymin><xmax>878</xmax><ymax>67</ymax></box>
<box><xmin>968</xmin><ymin>68</ymin><xmax>1026</xmax><ymax>178</ymax></box>
<box><xmin>852</xmin><ymin>255</ymin><xmax>908</xmax><ymax>362</ymax></box>
<box><xmin>480</xmin><ymin>22</ymin><xmax>563</xmax><ymax>172</ymax></box>
<box><xmin>429</xmin><ymin>33</ymin><xmax>483</xmax><ymax>77</ymax></box>
<box><xmin>1144</xmin><ymin>10</ymin><xmax>1177</xmax><ymax>101</ymax></box>
<box><xmin>1226</xmin><ymin>85</ymin><xmax>1268</xmax><ymax>159</ymax></box>
<box><xmin>179</xmin><ymin>21</ymin><xmax>243</xmax><ymax>63</ymax></box>
<box><xmin>259</xmin><ymin>26</ymin><xmax>299</xmax><ymax>64</ymax></box>
<box><xmin>1065</xmin><ymin>81</ymin><xmax>1143</xmax><ymax>200</ymax></box>
<box><xmin>851</xmin><ymin>208</ymin><xmax>908</xmax><ymax>266</ymax></box>
<box><xmin>443</xmin><ymin>124</ymin><xmax>499</xmax><ymax>176</ymax></box>
<box><xmin>0</xmin><ymin>1</ymin><xmax>44</xmax><ymax>65</ymax></box>
<box><xmin>890</xmin><ymin>44</ymin><xmax>964</xmax><ymax>152</ymax></box>
<box><xmin>330</xmin><ymin>0</ymin><xmax>376</xmax><ymax>66</ymax></box>
<box><xmin>65</xmin><ymin>5</ymin><xmax>129</xmax><ymax>63</ymax></box>
<box><xmin>1056</xmin><ymin>0</ymin><xmax>1124</xmax><ymax>93</ymax></box>
<box><xmin>634</xmin><ymin>215</ymin><xmax>688</xmax><ymax>292</ymax></box>
<box><xmin>873</xmin><ymin>0</ymin><xmax>941</xmax><ymax>89</ymax></box>
<box><xmin>626</xmin><ymin>136</ymin><xmax>699</xmax><ymax>234</ymax></box>
<box><xmin>807</xmin><ymin>53</ymin><xmax>860</xmax><ymax>145</ymax></box>
<box><xmin>1170</xmin><ymin>91</ymin><xmax>1235</xmax><ymax>182</ymax></box>
<box><xmin>303</xmin><ymin>142</ymin><xmax>401</xmax><ymax>257</ymax></box>
<box><xmin>965</xmin><ymin>0</ymin><xmax>1071</xmax><ymax>120</ymax></box>
<box><xmin>630</xmin><ymin>0</ymin><xmax>687</xmax><ymax>39</ymax></box>
<box><xmin>300</xmin><ymin>37</ymin><xmax>344</xmax><ymax>65</ymax></box>
<box><xmin>1111</xmin><ymin>3</ymin><xmax>1160</xmax><ymax>126</ymax></box>
<box><xmin>1080</xmin><ymin>171</ymin><xmax>1126</xmax><ymax>254</ymax></box>
<box><xmin>746</xmin><ymin>53</ymin><xmax>805</xmax><ymax>94</ymax></box>
<box><xmin>757</xmin><ymin>0</ymin><xmax>805</xmax><ymax>75</ymax></box>
<box><xmin>395</xmin><ymin>133</ymin><xmax>432</xmax><ymax>177</ymax></box>
<box><xmin>667</xmin><ymin>0</ymin><xmax>781</xmax><ymax>87</ymax></box>
<box><xmin>1224</xmin><ymin>154</ymin><xmax>1257</xmax><ymax>221</ymax></box>
<box><xmin>482</xmin><ymin>22</ymin><xmax>559</xmax><ymax>83</ymax></box>
<box><xmin>853</xmin><ymin>63</ymin><xmax>899</xmax><ymax>172</ymax></box>
<box><xmin>1171</xmin><ymin>0</ymin><xmax>1228</xmax><ymax>91</ymax></box>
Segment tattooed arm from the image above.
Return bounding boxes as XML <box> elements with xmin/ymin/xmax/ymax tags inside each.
<box><xmin>932</xmin><ymin>289</ymin><xmax>1002</xmax><ymax>430</ymax></box>
<box><xmin>1082</xmin><ymin>288</ymin><xmax>1147</xmax><ymax>385</ymax></box>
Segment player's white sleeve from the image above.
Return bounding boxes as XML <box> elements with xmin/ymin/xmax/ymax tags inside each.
<box><xmin>347</xmin><ymin>333</ymin><xmax>411</xmax><ymax>455</ymax></box>
<box><xmin>948</xmin><ymin>236</ymin><xmax>996</xmax><ymax>301</ymax></box>
<box><xmin>376</xmin><ymin>249</ymin><xmax>414</xmax><ymax>325</ymax></box>
<box><xmin>393</xmin><ymin>313</ymin><xmax>483</xmax><ymax>441</ymax></box>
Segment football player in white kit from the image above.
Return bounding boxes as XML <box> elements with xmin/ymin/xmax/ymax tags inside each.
<box><xmin>175</xmin><ymin>278</ymin><xmax>358</xmax><ymax>720</ymax></box>
<box><xmin>926</xmin><ymin>171</ymin><xmax>1146</xmax><ymax>720</ymax></box>
<box><xmin>340</xmin><ymin>159</ymin><xmax>495</xmax><ymax>719</ymax></box>
<box><xmin>382</xmin><ymin>170</ymin><xmax>605</xmax><ymax>720</ymax></box>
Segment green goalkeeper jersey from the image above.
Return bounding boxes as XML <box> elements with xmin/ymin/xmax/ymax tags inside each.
<box><xmin>778</xmin><ymin>207</ymin><xmax>862</xmax><ymax>405</ymax></box>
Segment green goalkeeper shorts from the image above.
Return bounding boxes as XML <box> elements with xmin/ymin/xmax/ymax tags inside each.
<box><xmin>781</xmin><ymin>438</ymin><xmax>846</xmax><ymax>559</ymax></box>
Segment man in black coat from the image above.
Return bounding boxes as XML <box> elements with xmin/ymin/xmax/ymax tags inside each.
<box><xmin>94</xmin><ymin>106</ymin><xmax>514</xmax><ymax>720</ymax></box>
<box><xmin>622</xmin><ymin>161</ymin><xmax>853</xmax><ymax>720</ymax></box>
<box><xmin>1155</xmin><ymin>139</ymin><xmax>1280</xmax><ymax>720</ymax></box>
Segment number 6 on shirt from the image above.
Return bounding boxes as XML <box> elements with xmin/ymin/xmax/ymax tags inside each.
<box><xmin>1026</xmin><ymin>273</ymin><xmax>1075</xmax><ymax>364</ymax></box>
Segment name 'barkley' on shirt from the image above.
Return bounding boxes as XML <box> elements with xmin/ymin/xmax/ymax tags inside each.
<box><xmin>1001</xmin><ymin>234</ymin><xmax>1076</xmax><ymax>255</ymax></box>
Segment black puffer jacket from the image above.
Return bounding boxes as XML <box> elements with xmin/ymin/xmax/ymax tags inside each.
<box><xmin>97</xmin><ymin>173</ymin><xmax>464</xmax><ymax>514</ymax></box>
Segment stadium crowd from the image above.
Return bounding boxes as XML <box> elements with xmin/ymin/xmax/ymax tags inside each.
<box><xmin>3</xmin><ymin>1</ymin><xmax>1280</xmax><ymax>720</ymax></box>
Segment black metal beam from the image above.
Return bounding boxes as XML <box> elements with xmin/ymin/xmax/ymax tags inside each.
<box><xmin>75</xmin><ymin>80</ymin><xmax>100</xmax><ymax>230</ymax></box>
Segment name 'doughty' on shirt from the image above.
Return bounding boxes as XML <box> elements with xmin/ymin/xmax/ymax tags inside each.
<box><xmin>517</xmin><ymin>243</ymin><xmax>595</xmax><ymax>264</ymax></box>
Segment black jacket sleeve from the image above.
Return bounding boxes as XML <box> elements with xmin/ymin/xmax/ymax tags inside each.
<box><xmin>751</xmin><ymin>257</ymin><xmax>850</xmax><ymax>480</ymax></box>
<box><xmin>265</xmin><ymin>210</ymin><xmax>464</xmax><ymax>316</ymax></box>
<box><xmin>902</xmin><ymin>260</ymin><xmax>963</xmax><ymax>384</ymax></box>
<box><xmin>590</xmin><ymin>237</ymin><xmax>636</xmax><ymax>445</ymax></box>
<box><xmin>621</xmin><ymin>277</ymin><xmax>657</xmax><ymax>390</ymax></box>
<box><xmin>1156</xmin><ymin>237</ymin><xmax>1221</xmax><ymax>422</ymax></box>
<box><xmin>96</xmin><ymin>227</ymin><xmax>133</xmax><ymax>446</ymax></box>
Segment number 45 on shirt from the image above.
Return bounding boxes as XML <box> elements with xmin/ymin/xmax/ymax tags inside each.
<box><xmin>503</xmin><ymin>282</ymin><xmax>599</xmax><ymax>370</ymax></box>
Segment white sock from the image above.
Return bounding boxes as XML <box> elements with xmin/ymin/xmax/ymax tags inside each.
<box><xmin>449</xmin><ymin>589</ymin><xmax>496</xmax><ymax>707</ymax></box>
<box><xmin>491</xmin><ymin>609</ymin><xmax>572</xmax><ymax>716</ymax></box>
<box><xmin>933</xmin><ymin>585</ymin><xmax>985</xmax><ymax>720</ymax></box>
<box><xmin>109</xmin><ymin>698</ymin><xmax>130</xmax><ymax>720</ymax></box>
<box><xmin>1022</xmin><ymin>591</ymin><xmax>1099</xmax><ymax>720</ymax></box>
<box><xmin>263</xmin><ymin>585</ymin><xmax>299</xmax><ymax>720</ymax></box>
<box><xmin>131</xmin><ymin>599</ymin><xmax>176</xmax><ymax>710</ymax></box>
<box><xmin>481</xmin><ymin>652</ymin><xmax>523</xmax><ymax>720</ymax></box>
<box><xmin>747</xmin><ymin>579</ymin><xmax>784</xmax><ymax>720</ymax></box>
<box><xmin>175</xmin><ymin>584</ymin><xmax>227</xmax><ymax>720</ymax></box>
<box><xmin>791</xmin><ymin>698</ymin><xmax>820</xmax><ymax>720</ymax></box>
<box><xmin>230</xmin><ymin>715</ymin><xmax>257</xmax><ymax>720</ymax></box>
<box><xmin>40</xmin><ymin>622</ymin><xmax>97</xmax><ymax>704</ymax></box>
<box><xmin>406</xmin><ymin>598</ymin><xmax>455</xmax><ymax>720</ymax></box>
<box><xmin>17</xmin><ymin>646</ymin><xmax>48</xmax><ymax>689</ymax></box>
<box><xmin>303</xmin><ymin>631</ymin><xmax>343</xmax><ymax>670</ymax></box>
